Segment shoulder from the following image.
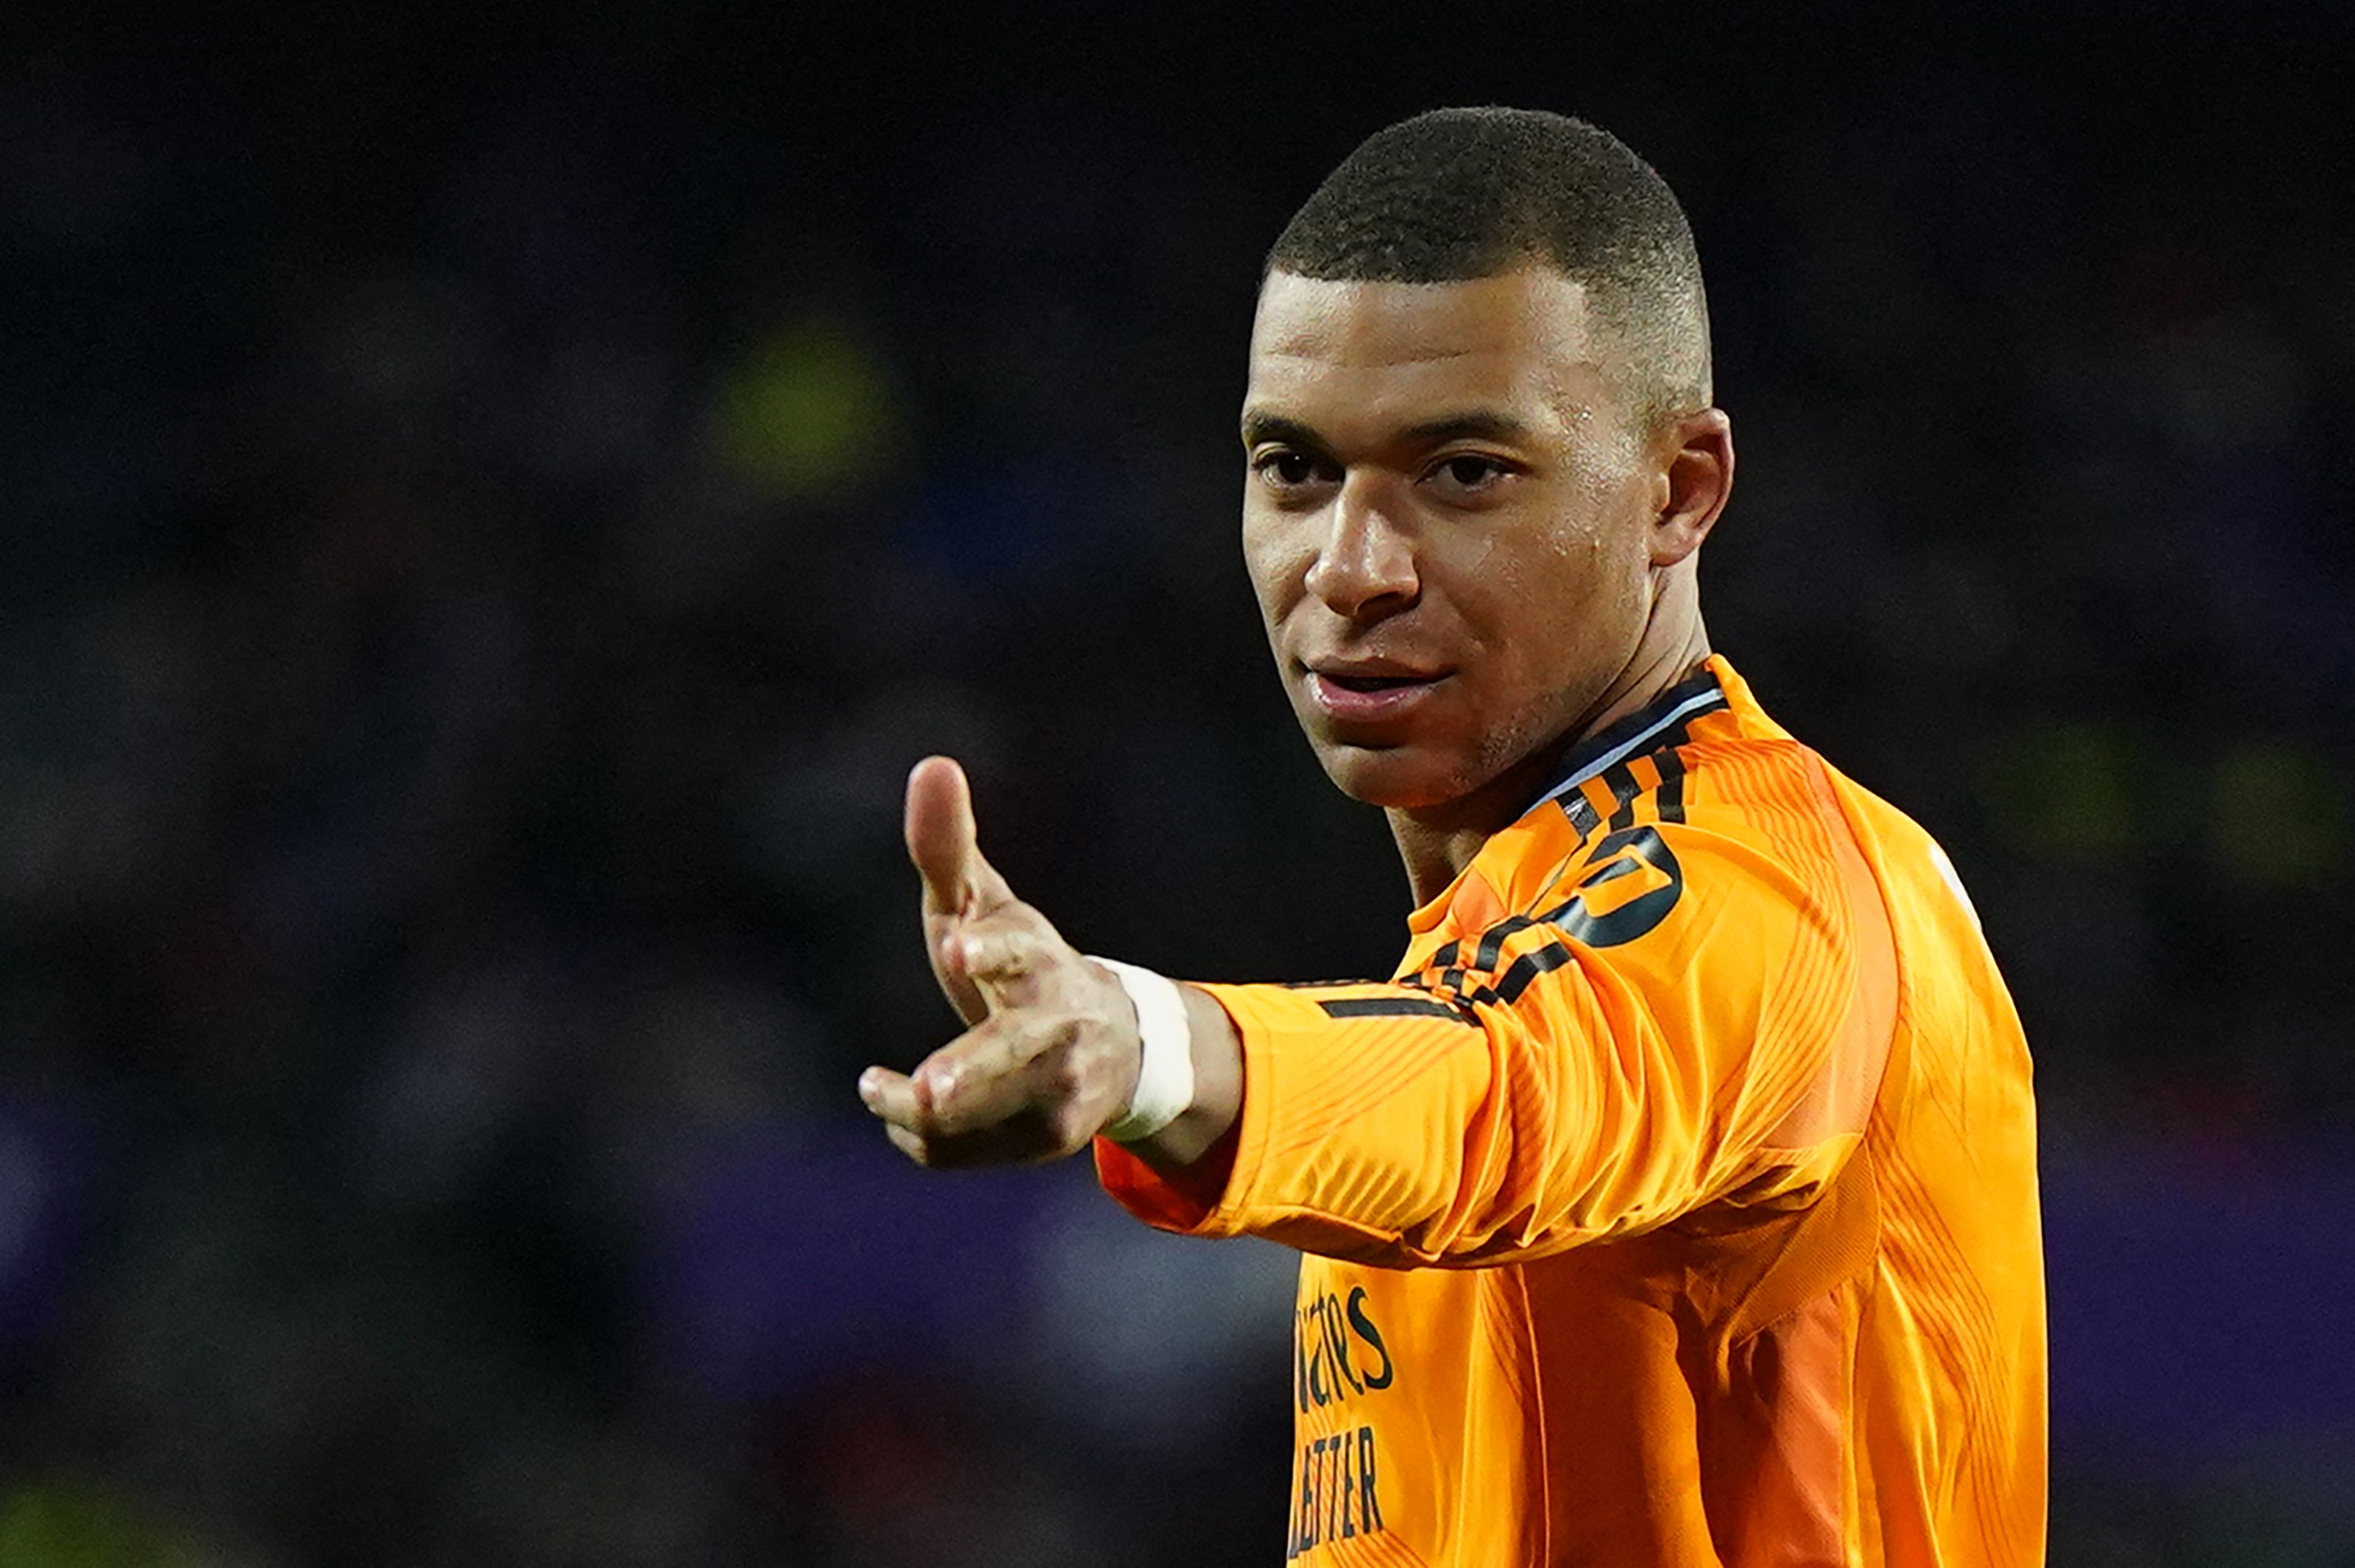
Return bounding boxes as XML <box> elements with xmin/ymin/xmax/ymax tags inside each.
<box><xmin>1533</xmin><ymin>729</ymin><xmax>1855</xmax><ymax>949</ymax></box>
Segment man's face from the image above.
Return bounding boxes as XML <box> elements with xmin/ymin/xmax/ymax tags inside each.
<box><xmin>1241</xmin><ymin>267</ymin><xmax>1663</xmax><ymax>812</ymax></box>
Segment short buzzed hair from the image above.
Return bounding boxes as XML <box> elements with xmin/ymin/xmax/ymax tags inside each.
<box><xmin>1267</xmin><ymin>107</ymin><xmax>1712</xmax><ymax>430</ymax></box>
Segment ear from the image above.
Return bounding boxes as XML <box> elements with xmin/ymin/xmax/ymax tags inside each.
<box><xmin>1648</xmin><ymin>407</ymin><xmax>1734</xmax><ymax>569</ymax></box>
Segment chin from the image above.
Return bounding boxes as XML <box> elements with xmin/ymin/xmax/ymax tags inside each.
<box><xmin>1316</xmin><ymin>742</ymin><xmax>1483</xmax><ymax>811</ymax></box>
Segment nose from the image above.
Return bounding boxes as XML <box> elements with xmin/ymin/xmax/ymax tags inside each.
<box><xmin>1303</xmin><ymin>473</ymin><xmax>1419</xmax><ymax>622</ymax></box>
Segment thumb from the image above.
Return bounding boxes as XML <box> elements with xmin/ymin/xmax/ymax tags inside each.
<box><xmin>905</xmin><ymin>756</ymin><xmax>1015</xmax><ymax>918</ymax></box>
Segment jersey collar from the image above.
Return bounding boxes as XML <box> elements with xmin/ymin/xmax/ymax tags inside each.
<box><xmin>1525</xmin><ymin>662</ymin><xmax>1729</xmax><ymax>819</ymax></box>
<box><xmin>1402</xmin><ymin>660</ymin><xmax>1738</xmax><ymax>938</ymax></box>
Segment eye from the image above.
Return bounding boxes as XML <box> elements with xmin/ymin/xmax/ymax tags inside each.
<box><xmin>1427</xmin><ymin>453</ymin><xmax>1513</xmax><ymax>494</ymax></box>
<box><xmin>1253</xmin><ymin>449</ymin><xmax>1334</xmax><ymax>489</ymax></box>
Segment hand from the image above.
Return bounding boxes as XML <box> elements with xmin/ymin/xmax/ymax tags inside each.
<box><xmin>857</xmin><ymin>756</ymin><xmax>1147</xmax><ymax>1167</ymax></box>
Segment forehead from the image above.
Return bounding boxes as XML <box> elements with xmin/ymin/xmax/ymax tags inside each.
<box><xmin>1244</xmin><ymin>269</ymin><xmax>1609</xmax><ymax>438</ymax></box>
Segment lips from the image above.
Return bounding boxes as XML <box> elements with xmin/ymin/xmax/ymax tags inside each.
<box><xmin>1302</xmin><ymin>659</ymin><xmax>1451</xmax><ymax>725</ymax></box>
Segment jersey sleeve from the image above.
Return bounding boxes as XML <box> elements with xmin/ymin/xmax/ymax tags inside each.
<box><xmin>1096</xmin><ymin>754</ymin><xmax>1899</xmax><ymax>1266</ymax></box>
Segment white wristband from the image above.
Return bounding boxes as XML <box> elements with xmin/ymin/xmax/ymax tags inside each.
<box><xmin>1091</xmin><ymin>957</ymin><xmax>1195</xmax><ymax>1143</ymax></box>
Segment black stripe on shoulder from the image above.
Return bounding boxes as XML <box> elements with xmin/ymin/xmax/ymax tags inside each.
<box><xmin>1600</xmin><ymin>761</ymin><xmax>1642</xmax><ymax>829</ymax></box>
<box><xmin>1271</xmin><ymin>976</ymin><xmax>1389</xmax><ymax>990</ymax></box>
<box><xmin>1464</xmin><ymin>940</ymin><xmax>1578</xmax><ymax>1007</ymax></box>
<box><xmin>1317</xmin><ymin>996</ymin><xmax>1476</xmax><ymax>1023</ymax></box>
<box><xmin>1654</xmin><ymin>747</ymin><xmax>1688</xmax><ymax>823</ymax></box>
<box><xmin>1472</xmin><ymin>915</ymin><xmax>1539</xmax><ymax>972</ymax></box>
<box><xmin>1559</xmin><ymin>790</ymin><xmax>1601</xmax><ymax>837</ymax></box>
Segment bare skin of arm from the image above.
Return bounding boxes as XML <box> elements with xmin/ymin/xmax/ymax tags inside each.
<box><xmin>857</xmin><ymin>756</ymin><xmax>1243</xmax><ymax>1172</ymax></box>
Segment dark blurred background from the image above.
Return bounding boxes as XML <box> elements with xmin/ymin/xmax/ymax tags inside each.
<box><xmin>4</xmin><ymin>4</ymin><xmax>2352</xmax><ymax>1564</ymax></box>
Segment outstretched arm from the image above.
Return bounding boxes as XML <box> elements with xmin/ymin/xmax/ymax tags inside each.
<box><xmin>857</xmin><ymin>756</ymin><xmax>1244</xmax><ymax>1171</ymax></box>
<box><xmin>1099</xmin><ymin>790</ymin><xmax>1898</xmax><ymax>1266</ymax></box>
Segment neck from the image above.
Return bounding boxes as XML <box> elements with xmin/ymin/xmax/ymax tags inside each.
<box><xmin>1387</xmin><ymin>600</ymin><xmax>1712</xmax><ymax>907</ymax></box>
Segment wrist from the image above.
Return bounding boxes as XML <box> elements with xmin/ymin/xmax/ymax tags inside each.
<box><xmin>1088</xmin><ymin>957</ymin><xmax>1195</xmax><ymax>1142</ymax></box>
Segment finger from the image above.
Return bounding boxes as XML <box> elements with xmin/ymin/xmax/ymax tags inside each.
<box><xmin>864</xmin><ymin>1028</ymin><xmax>1033</xmax><ymax>1140</ymax></box>
<box><xmin>924</xmin><ymin>896</ymin><xmax>990</xmax><ymax>1029</ymax></box>
<box><xmin>953</xmin><ymin>906</ymin><xmax>1066</xmax><ymax>1009</ymax></box>
<box><xmin>888</xmin><ymin>1114</ymin><xmax>1068</xmax><ymax>1170</ymax></box>
<box><xmin>883</xmin><ymin>1119</ymin><xmax>1027</xmax><ymax>1170</ymax></box>
<box><xmin>955</xmin><ymin>905</ymin><xmax>1055</xmax><ymax>978</ymax></box>
<box><xmin>907</xmin><ymin>1018</ymin><xmax>1063</xmax><ymax>1137</ymax></box>
<box><xmin>857</xmin><ymin>1064</ymin><xmax>931</xmax><ymax>1129</ymax></box>
<box><xmin>910</xmin><ymin>1031</ymin><xmax>1026</xmax><ymax>1137</ymax></box>
<box><xmin>904</xmin><ymin>756</ymin><xmax>1015</xmax><ymax>918</ymax></box>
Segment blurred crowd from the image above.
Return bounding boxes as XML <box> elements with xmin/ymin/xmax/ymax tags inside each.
<box><xmin>2</xmin><ymin>10</ymin><xmax>2351</xmax><ymax>1566</ymax></box>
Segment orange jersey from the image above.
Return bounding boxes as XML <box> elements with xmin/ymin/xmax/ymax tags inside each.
<box><xmin>1098</xmin><ymin>656</ymin><xmax>2045</xmax><ymax>1567</ymax></box>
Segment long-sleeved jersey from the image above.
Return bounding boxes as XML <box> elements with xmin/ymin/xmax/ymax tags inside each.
<box><xmin>1097</xmin><ymin>657</ymin><xmax>2044</xmax><ymax>1567</ymax></box>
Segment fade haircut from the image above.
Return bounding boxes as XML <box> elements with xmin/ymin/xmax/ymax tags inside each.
<box><xmin>1267</xmin><ymin>107</ymin><xmax>1712</xmax><ymax>431</ymax></box>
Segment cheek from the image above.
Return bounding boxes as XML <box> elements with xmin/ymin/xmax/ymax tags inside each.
<box><xmin>1462</xmin><ymin>524</ymin><xmax>1613</xmax><ymax>645</ymax></box>
<box><xmin>1241</xmin><ymin>509</ymin><xmax>1313</xmax><ymax>625</ymax></box>
<box><xmin>1457</xmin><ymin>525</ymin><xmax>1644</xmax><ymax>701</ymax></box>
<box><xmin>1552</xmin><ymin>496</ymin><xmax>1651</xmax><ymax>608</ymax></box>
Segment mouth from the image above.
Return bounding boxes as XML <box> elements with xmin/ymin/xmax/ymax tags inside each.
<box><xmin>1301</xmin><ymin>661</ymin><xmax>1452</xmax><ymax>725</ymax></box>
<box><xmin>1320</xmin><ymin>672</ymin><xmax>1430</xmax><ymax>693</ymax></box>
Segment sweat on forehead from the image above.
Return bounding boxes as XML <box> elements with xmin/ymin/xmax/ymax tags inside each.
<box><xmin>1244</xmin><ymin>270</ymin><xmax>1635</xmax><ymax>453</ymax></box>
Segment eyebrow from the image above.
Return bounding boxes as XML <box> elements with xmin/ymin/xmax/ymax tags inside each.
<box><xmin>1239</xmin><ymin>407</ymin><xmax>1536</xmax><ymax>450</ymax></box>
<box><xmin>1239</xmin><ymin>411</ymin><xmax>1324</xmax><ymax>450</ymax></box>
<box><xmin>1398</xmin><ymin>410</ymin><xmax>1535</xmax><ymax>446</ymax></box>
